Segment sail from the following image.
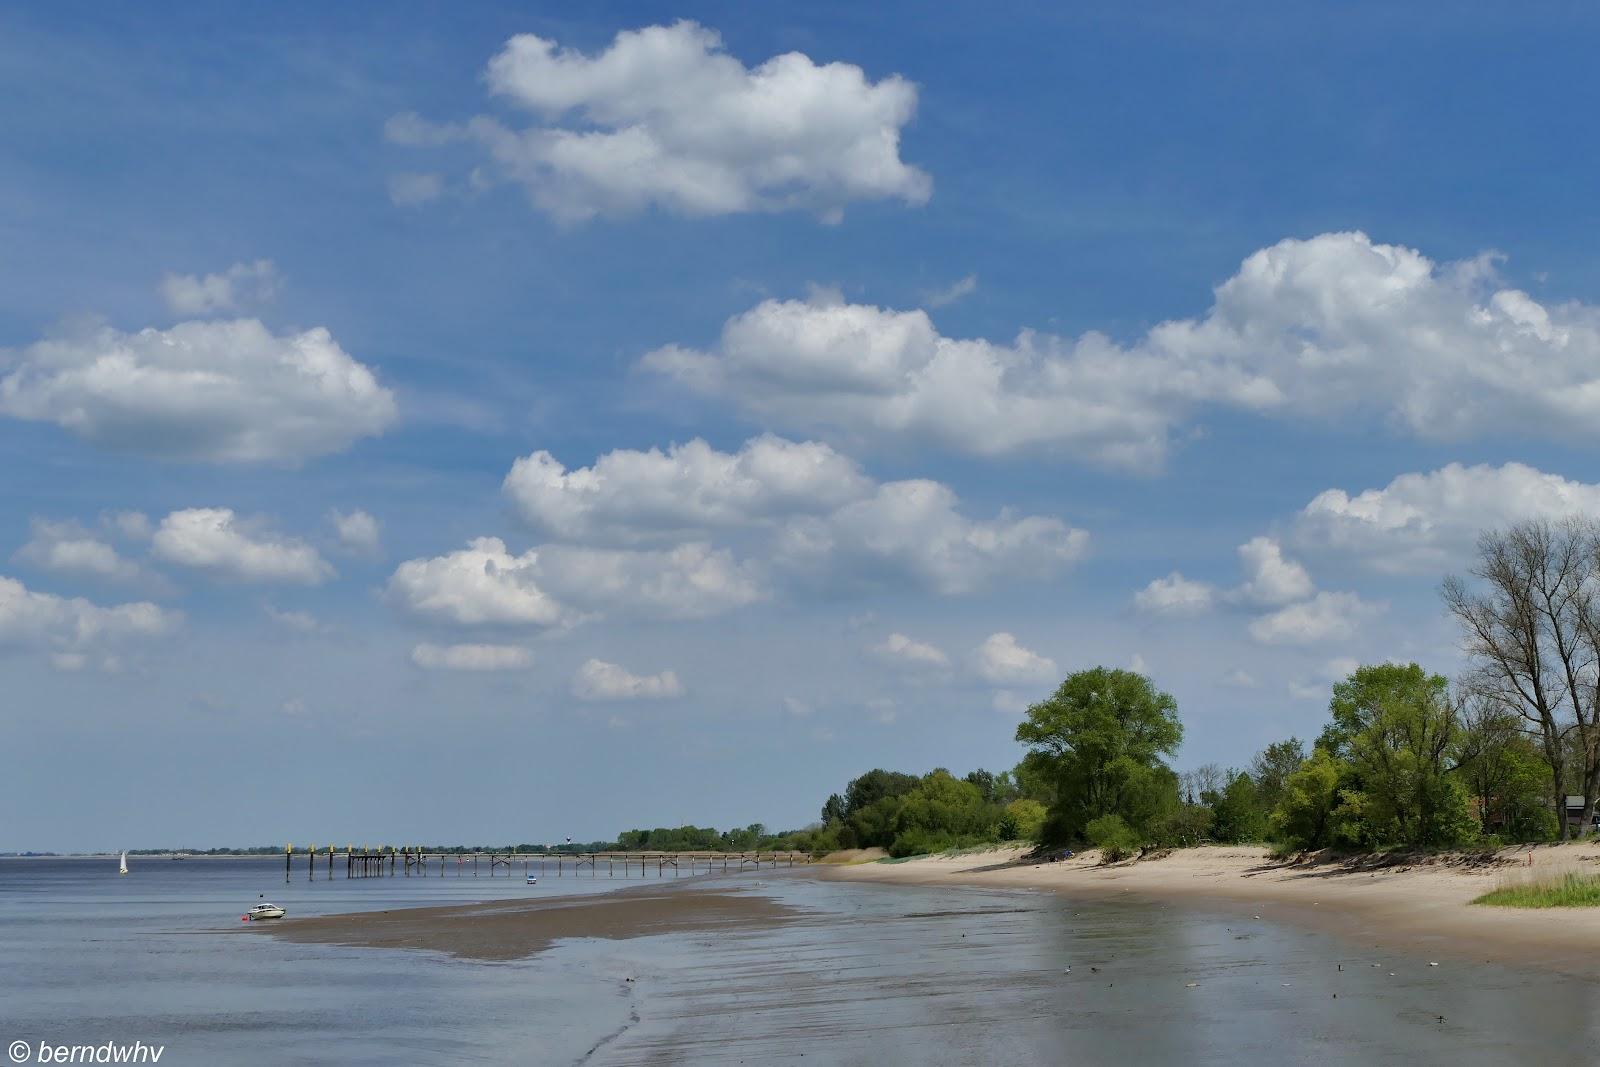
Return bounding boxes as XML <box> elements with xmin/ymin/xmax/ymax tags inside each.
<box><xmin>119</xmin><ymin>851</ymin><xmax>128</xmax><ymax>875</ymax></box>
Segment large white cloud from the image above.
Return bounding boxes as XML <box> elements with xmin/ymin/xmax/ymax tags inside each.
<box><xmin>1248</xmin><ymin>591</ymin><xmax>1384</xmax><ymax>645</ymax></box>
<box><xmin>504</xmin><ymin>434</ymin><xmax>869</xmax><ymax>542</ymax></box>
<box><xmin>386</xmin><ymin>537</ymin><xmax>761</xmax><ymax>627</ymax></box>
<box><xmin>411</xmin><ymin>643</ymin><xmax>531</xmax><ymax>671</ymax></box>
<box><xmin>152</xmin><ymin>509</ymin><xmax>333</xmax><ymax>585</ymax></box>
<box><xmin>0</xmin><ymin>574</ymin><xmax>177</xmax><ymax>653</ymax></box>
<box><xmin>572</xmin><ymin>658</ymin><xmax>685</xmax><ymax>701</ymax></box>
<box><xmin>391</xmin><ymin>21</ymin><xmax>929</xmax><ymax>223</ymax></box>
<box><xmin>644</xmin><ymin>233</ymin><xmax>1600</xmax><ymax>469</ymax></box>
<box><xmin>975</xmin><ymin>632</ymin><xmax>1057</xmax><ymax>685</ymax></box>
<box><xmin>505</xmin><ymin>436</ymin><xmax>1084</xmax><ymax>595</ymax></box>
<box><xmin>775</xmin><ymin>479</ymin><xmax>1086</xmax><ymax>595</ymax></box>
<box><xmin>0</xmin><ymin>320</ymin><xmax>396</xmax><ymax>462</ymax></box>
<box><xmin>1295</xmin><ymin>462</ymin><xmax>1600</xmax><ymax>574</ymax></box>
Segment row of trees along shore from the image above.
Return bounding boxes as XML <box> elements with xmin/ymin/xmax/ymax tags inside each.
<box><xmin>135</xmin><ymin>520</ymin><xmax>1600</xmax><ymax>861</ymax></box>
<box><xmin>787</xmin><ymin>517</ymin><xmax>1600</xmax><ymax>858</ymax></box>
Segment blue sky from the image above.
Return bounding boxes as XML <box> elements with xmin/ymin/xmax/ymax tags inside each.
<box><xmin>7</xmin><ymin>3</ymin><xmax>1600</xmax><ymax>850</ymax></box>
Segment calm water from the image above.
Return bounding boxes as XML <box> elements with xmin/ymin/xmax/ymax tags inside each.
<box><xmin>3</xmin><ymin>857</ymin><xmax>1597</xmax><ymax>1065</ymax></box>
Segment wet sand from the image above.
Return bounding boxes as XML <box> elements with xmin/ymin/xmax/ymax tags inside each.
<box><xmin>253</xmin><ymin>884</ymin><xmax>801</xmax><ymax>961</ymax></box>
<box><xmin>825</xmin><ymin>843</ymin><xmax>1600</xmax><ymax>975</ymax></box>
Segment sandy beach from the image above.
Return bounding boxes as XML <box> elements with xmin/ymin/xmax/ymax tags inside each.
<box><xmin>823</xmin><ymin>843</ymin><xmax>1600</xmax><ymax>975</ymax></box>
<box><xmin>254</xmin><ymin>883</ymin><xmax>801</xmax><ymax>961</ymax></box>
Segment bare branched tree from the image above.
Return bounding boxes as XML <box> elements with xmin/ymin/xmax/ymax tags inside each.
<box><xmin>1443</xmin><ymin>518</ymin><xmax>1600</xmax><ymax>839</ymax></box>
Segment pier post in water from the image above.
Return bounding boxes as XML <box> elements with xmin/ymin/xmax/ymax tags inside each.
<box><xmin>285</xmin><ymin>844</ymin><xmax>291</xmax><ymax>882</ymax></box>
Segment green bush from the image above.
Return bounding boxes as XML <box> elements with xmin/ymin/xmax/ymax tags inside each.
<box><xmin>1002</xmin><ymin>799</ymin><xmax>1048</xmax><ymax>841</ymax></box>
<box><xmin>1085</xmin><ymin>814</ymin><xmax>1141</xmax><ymax>861</ymax></box>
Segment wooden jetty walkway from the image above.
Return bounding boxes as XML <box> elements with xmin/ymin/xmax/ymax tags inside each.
<box><xmin>282</xmin><ymin>845</ymin><xmax>813</xmax><ymax>881</ymax></box>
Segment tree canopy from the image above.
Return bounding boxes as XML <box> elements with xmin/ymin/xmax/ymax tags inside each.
<box><xmin>1015</xmin><ymin>667</ymin><xmax>1184</xmax><ymax>844</ymax></box>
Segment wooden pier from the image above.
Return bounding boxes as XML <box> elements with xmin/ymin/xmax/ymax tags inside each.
<box><xmin>282</xmin><ymin>846</ymin><xmax>812</xmax><ymax>881</ymax></box>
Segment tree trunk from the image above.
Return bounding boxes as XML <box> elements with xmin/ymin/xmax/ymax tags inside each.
<box><xmin>1554</xmin><ymin>767</ymin><xmax>1570</xmax><ymax>841</ymax></box>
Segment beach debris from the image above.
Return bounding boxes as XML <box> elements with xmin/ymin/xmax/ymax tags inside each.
<box><xmin>1428</xmin><ymin>962</ymin><xmax>1438</xmax><ymax>967</ymax></box>
<box><xmin>1064</xmin><ymin>966</ymin><xmax>1071</xmax><ymax>974</ymax></box>
<box><xmin>1253</xmin><ymin>915</ymin><xmax>1261</xmax><ymax>919</ymax></box>
<box><xmin>1089</xmin><ymin>966</ymin><xmax>1099</xmax><ymax>973</ymax></box>
<box><xmin>1281</xmin><ymin>982</ymin><xmax>1292</xmax><ymax>987</ymax></box>
<box><xmin>1337</xmin><ymin>964</ymin><xmax>1342</xmax><ymax>972</ymax></box>
<box><xmin>1388</xmin><ymin>972</ymin><xmax>1396</xmax><ymax>977</ymax></box>
<box><xmin>1185</xmin><ymin>982</ymin><xmax>1200</xmax><ymax>988</ymax></box>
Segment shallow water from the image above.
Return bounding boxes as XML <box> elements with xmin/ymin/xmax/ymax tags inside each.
<box><xmin>3</xmin><ymin>858</ymin><xmax>1595</xmax><ymax>1065</ymax></box>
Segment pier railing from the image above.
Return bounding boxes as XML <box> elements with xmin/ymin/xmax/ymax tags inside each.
<box><xmin>280</xmin><ymin>845</ymin><xmax>813</xmax><ymax>880</ymax></box>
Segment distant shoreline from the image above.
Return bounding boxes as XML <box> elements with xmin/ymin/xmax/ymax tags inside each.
<box><xmin>820</xmin><ymin>843</ymin><xmax>1600</xmax><ymax>977</ymax></box>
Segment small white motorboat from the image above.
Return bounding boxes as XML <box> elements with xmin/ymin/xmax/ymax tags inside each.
<box><xmin>245</xmin><ymin>903</ymin><xmax>286</xmax><ymax>921</ymax></box>
<box><xmin>526</xmin><ymin>875</ymin><xmax>538</xmax><ymax>885</ymax></box>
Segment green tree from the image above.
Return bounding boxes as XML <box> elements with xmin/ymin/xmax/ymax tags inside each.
<box><xmin>1271</xmin><ymin>749</ymin><xmax>1346</xmax><ymax>850</ymax></box>
<box><xmin>844</xmin><ymin>769</ymin><xmax>920</xmax><ymax>817</ymax></box>
<box><xmin>1458</xmin><ymin>700</ymin><xmax>1558</xmax><ymax>841</ymax></box>
<box><xmin>1015</xmin><ymin>667</ymin><xmax>1184</xmax><ymax>844</ymax></box>
<box><xmin>1210</xmin><ymin>772</ymin><xmax>1268</xmax><ymax>843</ymax></box>
<box><xmin>1250</xmin><ymin>738</ymin><xmax>1305</xmax><ymax>814</ymax></box>
<box><xmin>1327</xmin><ymin>664</ymin><xmax>1475</xmax><ymax>848</ymax></box>
<box><xmin>964</xmin><ymin>769</ymin><xmax>998</xmax><ymax>802</ymax></box>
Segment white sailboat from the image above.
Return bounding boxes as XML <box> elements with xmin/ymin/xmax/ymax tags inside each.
<box><xmin>119</xmin><ymin>851</ymin><xmax>128</xmax><ymax>875</ymax></box>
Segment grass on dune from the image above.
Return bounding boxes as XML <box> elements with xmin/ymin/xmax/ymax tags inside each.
<box><xmin>1473</xmin><ymin>869</ymin><xmax>1600</xmax><ymax>907</ymax></box>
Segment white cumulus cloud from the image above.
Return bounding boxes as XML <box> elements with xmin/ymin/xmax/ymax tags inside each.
<box><xmin>870</xmin><ymin>632</ymin><xmax>949</xmax><ymax>671</ymax></box>
<box><xmin>391</xmin><ymin>21</ymin><xmax>929</xmax><ymax>223</ymax></box>
<box><xmin>153</xmin><ymin>509</ymin><xmax>333</xmax><ymax>585</ymax></box>
<box><xmin>14</xmin><ymin>519</ymin><xmax>144</xmax><ymax>584</ymax></box>
<box><xmin>976</xmin><ymin>632</ymin><xmax>1057</xmax><ymax>685</ymax></box>
<box><xmin>645</xmin><ymin>232</ymin><xmax>1600</xmax><ymax>469</ymax></box>
<box><xmin>504</xmin><ymin>434</ymin><xmax>869</xmax><ymax>542</ymax></box>
<box><xmin>330</xmin><ymin>509</ymin><xmax>382</xmax><ymax>555</ymax></box>
<box><xmin>1248</xmin><ymin>591</ymin><xmax>1384</xmax><ymax>645</ymax></box>
<box><xmin>1294</xmin><ymin>462</ymin><xmax>1600</xmax><ymax>574</ymax></box>
<box><xmin>1134</xmin><ymin>571</ymin><xmax>1216</xmax><ymax>616</ymax></box>
<box><xmin>411</xmin><ymin>643</ymin><xmax>532</xmax><ymax>671</ymax></box>
<box><xmin>0</xmin><ymin>320</ymin><xmax>396</xmax><ymax>463</ymax></box>
<box><xmin>572</xmin><ymin>658</ymin><xmax>685</xmax><ymax>701</ymax></box>
<box><xmin>507</xmin><ymin>436</ymin><xmax>1083</xmax><ymax>596</ymax></box>
<box><xmin>386</xmin><ymin>537</ymin><xmax>762</xmax><ymax>627</ymax></box>
<box><xmin>160</xmin><ymin>260</ymin><xmax>280</xmax><ymax>316</ymax></box>
<box><xmin>535</xmin><ymin>542</ymin><xmax>764</xmax><ymax>620</ymax></box>
<box><xmin>0</xmin><ymin>574</ymin><xmax>177</xmax><ymax>652</ymax></box>
<box><xmin>1233</xmin><ymin>537</ymin><xmax>1314</xmax><ymax>606</ymax></box>
<box><xmin>386</xmin><ymin>537</ymin><xmax>565</xmax><ymax>627</ymax></box>
<box><xmin>775</xmin><ymin>479</ymin><xmax>1086</xmax><ymax>595</ymax></box>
